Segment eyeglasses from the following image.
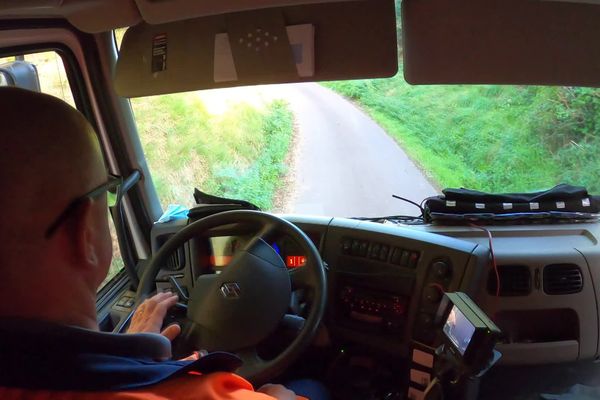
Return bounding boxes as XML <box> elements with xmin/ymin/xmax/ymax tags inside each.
<box><xmin>45</xmin><ymin>174</ymin><xmax>123</xmax><ymax>238</ymax></box>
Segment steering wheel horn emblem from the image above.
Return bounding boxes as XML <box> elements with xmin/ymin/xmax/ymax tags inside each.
<box><xmin>220</xmin><ymin>282</ymin><xmax>241</xmax><ymax>299</ymax></box>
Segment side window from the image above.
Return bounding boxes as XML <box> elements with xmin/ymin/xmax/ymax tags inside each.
<box><xmin>0</xmin><ymin>52</ymin><xmax>75</xmax><ymax>105</ymax></box>
<box><xmin>0</xmin><ymin>50</ymin><xmax>124</xmax><ymax>289</ymax></box>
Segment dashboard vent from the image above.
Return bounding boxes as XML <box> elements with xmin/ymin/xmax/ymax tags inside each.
<box><xmin>166</xmin><ymin>246</ymin><xmax>186</xmax><ymax>271</ymax></box>
<box><xmin>544</xmin><ymin>264</ymin><xmax>583</xmax><ymax>295</ymax></box>
<box><xmin>487</xmin><ymin>265</ymin><xmax>531</xmax><ymax>296</ymax></box>
<box><xmin>157</xmin><ymin>234</ymin><xmax>186</xmax><ymax>271</ymax></box>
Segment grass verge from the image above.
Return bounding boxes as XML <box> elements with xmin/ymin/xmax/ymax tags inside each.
<box><xmin>131</xmin><ymin>94</ymin><xmax>294</xmax><ymax>210</ymax></box>
<box><xmin>325</xmin><ymin>75</ymin><xmax>600</xmax><ymax>194</ymax></box>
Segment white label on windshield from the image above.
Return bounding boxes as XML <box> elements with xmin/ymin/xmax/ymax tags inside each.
<box><xmin>582</xmin><ymin>198</ymin><xmax>591</xmax><ymax>207</ymax></box>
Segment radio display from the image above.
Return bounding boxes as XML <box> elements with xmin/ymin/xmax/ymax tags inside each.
<box><xmin>443</xmin><ymin>305</ymin><xmax>476</xmax><ymax>355</ymax></box>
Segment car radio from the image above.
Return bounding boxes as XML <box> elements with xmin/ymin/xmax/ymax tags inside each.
<box><xmin>338</xmin><ymin>285</ymin><xmax>409</xmax><ymax>333</ymax></box>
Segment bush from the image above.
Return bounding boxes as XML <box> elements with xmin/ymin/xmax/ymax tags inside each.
<box><xmin>132</xmin><ymin>94</ymin><xmax>294</xmax><ymax>210</ymax></box>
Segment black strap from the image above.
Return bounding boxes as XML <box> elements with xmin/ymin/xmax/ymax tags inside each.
<box><xmin>193</xmin><ymin>188</ymin><xmax>260</xmax><ymax>210</ymax></box>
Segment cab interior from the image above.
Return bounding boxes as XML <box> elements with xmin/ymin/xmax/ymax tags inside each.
<box><xmin>1</xmin><ymin>1</ymin><xmax>600</xmax><ymax>399</ymax></box>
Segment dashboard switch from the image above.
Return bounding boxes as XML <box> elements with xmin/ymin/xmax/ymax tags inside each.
<box><xmin>351</xmin><ymin>239</ymin><xmax>361</xmax><ymax>256</ymax></box>
<box><xmin>432</xmin><ymin>261</ymin><xmax>451</xmax><ymax>278</ymax></box>
<box><xmin>423</xmin><ymin>286</ymin><xmax>442</xmax><ymax>303</ymax></box>
<box><xmin>379</xmin><ymin>245</ymin><xmax>389</xmax><ymax>261</ymax></box>
<box><xmin>417</xmin><ymin>313</ymin><xmax>433</xmax><ymax>328</ymax></box>
<box><xmin>400</xmin><ymin>250</ymin><xmax>410</xmax><ymax>266</ymax></box>
<box><xmin>370</xmin><ymin>243</ymin><xmax>381</xmax><ymax>259</ymax></box>
<box><xmin>390</xmin><ymin>247</ymin><xmax>402</xmax><ymax>264</ymax></box>
<box><xmin>408</xmin><ymin>252</ymin><xmax>419</xmax><ymax>268</ymax></box>
<box><xmin>359</xmin><ymin>241</ymin><xmax>369</xmax><ymax>257</ymax></box>
<box><xmin>341</xmin><ymin>238</ymin><xmax>352</xmax><ymax>254</ymax></box>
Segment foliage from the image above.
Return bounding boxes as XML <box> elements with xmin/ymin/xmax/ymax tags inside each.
<box><xmin>204</xmin><ymin>100</ymin><xmax>294</xmax><ymax>210</ymax></box>
<box><xmin>325</xmin><ymin>76</ymin><xmax>600</xmax><ymax>194</ymax></box>
<box><xmin>131</xmin><ymin>94</ymin><xmax>293</xmax><ymax>210</ymax></box>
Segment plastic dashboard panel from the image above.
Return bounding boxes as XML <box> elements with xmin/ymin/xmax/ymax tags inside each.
<box><xmin>148</xmin><ymin>215</ymin><xmax>600</xmax><ymax>366</ymax></box>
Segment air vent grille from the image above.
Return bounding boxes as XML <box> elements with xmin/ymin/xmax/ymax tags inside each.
<box><xmin>157</xmin><ymin>234</ymin><xmax>186</xmax><ymax>271</ymax></box>
<box><xmin>544</xmin><ymin>264</ymin><xmax>583</xmax><ymax>295</ymax></box>
<box><xmin>166</xmin><ymin>247</ymin><xmax>186</xmax><ymax>271</ymax></box>
<box><xmin>487</xmin><ymin>265</ymin><xmax>531</xmax><ymax>296</ymax></box>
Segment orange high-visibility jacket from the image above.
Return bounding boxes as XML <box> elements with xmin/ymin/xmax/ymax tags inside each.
<box><xmin>0</xmin><ymin>372</ymin><xmax>288</xmax><ymax>400</ymax></box>
<box><xmin>0</xmin><ymin>319</ymin><xmax>306</xmax><ymax>400</ymax></box>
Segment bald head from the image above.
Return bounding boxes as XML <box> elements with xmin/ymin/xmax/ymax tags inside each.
<box><xmin>0</xmin><ymin>87</ymin><xmax>105</xmax><ymax>252</ymax></box>
<box><xmin>0</xmin><ymin>87</ymin><xmax>113</xmax><ymax>328</ymax></box>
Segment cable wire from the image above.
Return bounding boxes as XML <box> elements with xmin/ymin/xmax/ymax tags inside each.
<box><xmin>469</xmin><ymin>223</ymin><xmax>500</xmax><ymax>297</ymax></box>
<box><xmin>392</xmin><ymin>194</ymin><xmax>425</xmax><ymax>217</ymax></box>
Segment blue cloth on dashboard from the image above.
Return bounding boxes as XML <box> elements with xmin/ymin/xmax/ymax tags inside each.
<box><xmin>155</xmin><ymin>204</ymin><xmax>189</xmax><ymax>223</ymax></box>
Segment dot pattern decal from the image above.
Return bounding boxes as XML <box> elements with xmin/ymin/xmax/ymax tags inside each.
<box><xmin>237</xmin><ymin>28</ymin><xmax>281</xmax><ymax>52</ymax></box>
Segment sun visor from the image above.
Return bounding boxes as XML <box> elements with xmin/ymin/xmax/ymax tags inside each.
<box><xmin>114</xmin><ymin>0</ymin><xmax>398</xmax><ymax>97</ymax></box>
<box><xmin>402</xmin><ymin>0</ymin><xmax>600</xmax><ymax>87</ymax></box>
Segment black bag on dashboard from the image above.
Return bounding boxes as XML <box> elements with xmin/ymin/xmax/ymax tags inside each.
<box><xmin>424</xmin><ymin>184</ymin><xmax>600</xmax><ymax>222</ymax></box>
<box><xmin>187</xmin><ymin>188</ymin><xmax>260</xmax><ymax>221</ymax></box>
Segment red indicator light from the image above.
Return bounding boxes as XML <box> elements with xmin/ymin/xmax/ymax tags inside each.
<box><xmin>286</xmin><ymin>255</ymin><xmax>306</xmax><ymax>268</ymax></box>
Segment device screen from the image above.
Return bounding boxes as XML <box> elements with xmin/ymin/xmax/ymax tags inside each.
<box><xmin>443</xmin><ymin>305</ymin><xmax>476</xmax><ymax>355</ymax></box>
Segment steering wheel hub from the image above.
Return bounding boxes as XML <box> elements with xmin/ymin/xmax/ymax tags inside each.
<box><xmin>186</xmin><ymin>239</ymin><xmax>292</xmax><ymax>351</ymax></box>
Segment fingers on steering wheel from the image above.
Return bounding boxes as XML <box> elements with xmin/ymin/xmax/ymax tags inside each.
<box><xmin>133</xmin><ymin>292</ymin><xmax>178</xmax><ymax>324</ymax></box>
<box><xmin>156</xmin><ymin>292</ymin><xmax>179</xmax><ymax>313</ymax></box>
<box><xmin>161</xmin><ymin>323</ymin><xmax>182</xmax><ymax>341</ymax></box>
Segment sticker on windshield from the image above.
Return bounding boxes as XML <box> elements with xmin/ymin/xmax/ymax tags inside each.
<box><xmin>582</xmin><ymin>198</ymin><xmax>591</xmax><ymax>207</ymax></box>
<box><xmin>152</xmin><ymin>33</ymin><xmax>168</xmax><ymax>73</ymax></box>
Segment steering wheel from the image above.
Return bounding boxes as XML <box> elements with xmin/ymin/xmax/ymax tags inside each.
<box><xmin>136</xmin><ymin>210</ymin><xmax>327</xmax><ymax>384</ymax></box>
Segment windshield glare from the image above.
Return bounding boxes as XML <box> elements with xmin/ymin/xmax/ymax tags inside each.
<box><xmin>130</xmin><ymin>76</ymin><xmax>600</xmax><ymax>219</ymax></box>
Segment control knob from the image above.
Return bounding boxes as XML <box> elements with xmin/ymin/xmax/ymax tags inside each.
<box><xmin>423</xmin><ymin>286</ymin><xmax>443</xmax><ymax>303</ymax></box>
<box><xmin>432</xmin><ymin>261</ymin><xmax>451</xmax><ymax>279</ymax></box>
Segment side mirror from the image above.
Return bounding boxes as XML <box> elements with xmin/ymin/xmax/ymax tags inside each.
<box><xmin>0</xmin><ymin>60</ymin><xmax>41</xmax><ymax>92</ymax></box>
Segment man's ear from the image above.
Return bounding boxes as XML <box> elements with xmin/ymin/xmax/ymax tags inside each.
<box><xmin>69</xmin><ymin>198</ymin><xmax>100</xmax><ymax>268</ymax></box>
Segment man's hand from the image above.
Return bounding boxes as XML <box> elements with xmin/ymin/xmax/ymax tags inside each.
<box><xmin>257</xmin><ymin>384</ymin><xmax>297</xmax><ymax>400</ymax></box>
<box><xmin>127</xmin><ymin>292</ymin><xmax>181</xmax><ymax>341</ymax></box>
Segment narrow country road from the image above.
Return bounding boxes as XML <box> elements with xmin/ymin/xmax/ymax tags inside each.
<box><xmin>197</xmin><ymin>82</ymin><xmax>438</xmax><ymax>218</ymax></box>
<box><xmin>279</xmin><ymin>83</ymin><xmax>438</xmax><ymax>218</ymax></box>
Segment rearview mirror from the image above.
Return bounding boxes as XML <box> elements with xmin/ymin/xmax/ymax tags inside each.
<box><xmin>0</xmin><ymin>60</ymin><xmax>41</xmax><ymax>92</ymax></box>
<box><xmin>115</xmin><ymin>0</ymin><xmax>398</xmax><ymax>97</ymax></box>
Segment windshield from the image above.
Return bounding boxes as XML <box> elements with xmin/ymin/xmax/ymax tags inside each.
<box><xmin>130</xmin><ymin>76</ymin><xmax>600</xmax><ymax>218</ymax></box>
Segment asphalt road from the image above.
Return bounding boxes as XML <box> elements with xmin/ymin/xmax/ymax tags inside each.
<box><xmin>280</xmin><ymin>83</ymin><xmax>438</xmax><ymax>218</ymax></box>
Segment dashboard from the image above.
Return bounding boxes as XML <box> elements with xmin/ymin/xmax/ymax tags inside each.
<box><xmin>149</xmin><ymin>215</ymin><xmax>600</xmax><ymax>366</ymax></box>
<box><xmin>207</xmin><ymin>233</ymin><xmax>313</xmax><ymax>270</ymax></box>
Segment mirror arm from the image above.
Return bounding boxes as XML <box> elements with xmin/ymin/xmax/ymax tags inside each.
<box><xmin>112</xmin><ymin>170</ymin><xmax>143</xmax><ymax>289</ymax></box>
